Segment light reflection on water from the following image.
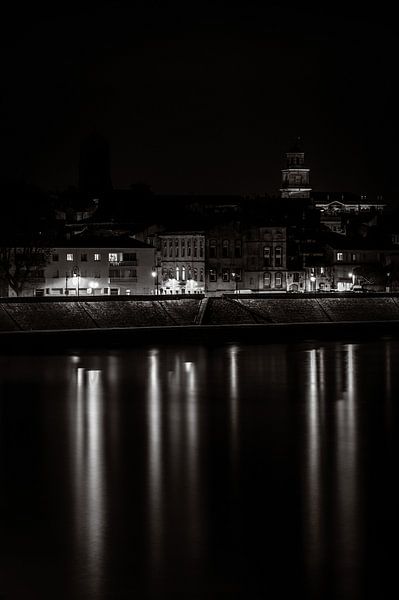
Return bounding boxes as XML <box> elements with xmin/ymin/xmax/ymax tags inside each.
<box><xmin>1</xmin><ymin>339</ymin><xmax>398</xmax><ymax>599</ymax></box>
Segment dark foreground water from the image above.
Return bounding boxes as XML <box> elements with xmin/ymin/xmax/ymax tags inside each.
<box><xmin>0</xmin><ymin>339</ymin><xmax>398</xmax><ymax>599</ymax></box>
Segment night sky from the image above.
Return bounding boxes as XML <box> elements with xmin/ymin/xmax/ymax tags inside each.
<box><xmin>1</xmin><ymin>0</ymin><xmax>398</xmax><ymax>196</ymax></box>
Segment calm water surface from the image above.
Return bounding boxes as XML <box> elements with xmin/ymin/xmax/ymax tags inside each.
<box><xmin>1</xmin><ymin>340</ymin><xmax>398</xmax><ymax>599</ymax></box>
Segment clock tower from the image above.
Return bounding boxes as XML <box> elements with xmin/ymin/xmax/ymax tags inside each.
<box><xmin>280</xmin><ymin>139</ymin><xmax>311</xmax><ymax>199</ymax></box>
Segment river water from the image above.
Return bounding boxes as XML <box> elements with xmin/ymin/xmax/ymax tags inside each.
<box><xmin>0</xmin><ymin>339</ymin><xmax>398</xmax><ymax>599</ymax></box>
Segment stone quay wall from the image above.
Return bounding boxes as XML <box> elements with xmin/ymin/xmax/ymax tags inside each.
<box><xmin>1</xmin><ymin>294</ymin><xmax>399</xmax><ymax>332</ymax></box>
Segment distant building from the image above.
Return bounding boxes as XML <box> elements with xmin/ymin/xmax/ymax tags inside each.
<box><xmin>158</xmin><ymin>231</ymin><xmax>205</xmax><ymax>294</ymax></box>
<box><xmin>280</xmin><ymin>139</ymin><xmax>311</xmax><ymax>199</ymax></box>
<box><xmin>205</xmin><ymin>222</ymin><xmax>288</xmax><ymax>294</ymax></box>
<box><xmin>6</xmin><ymin>237</ymin><xmax>155</xmax><ymax>297</ymax></box>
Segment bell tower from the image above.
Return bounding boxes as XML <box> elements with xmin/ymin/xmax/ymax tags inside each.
<box><xmin>280</xmin><ymin>138</ymin><xmax>311</xmax><ymax>198</ymax></box>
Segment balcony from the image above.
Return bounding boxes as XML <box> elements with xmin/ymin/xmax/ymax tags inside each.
<box><xmin>109</xmin><ymin>260</ymin><xmax>138</xmax><ymax>267</ymax></box>
<box><xmin>110</xmin><ymin>277</ymin><xmax>137</xmax><ymax>283</ymax></box>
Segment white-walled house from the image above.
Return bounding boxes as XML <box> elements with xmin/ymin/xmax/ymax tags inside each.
<box><xmin>6</xmin><ymin>237</ymin><xmax>156</xmax><ymax>297</ymax></box>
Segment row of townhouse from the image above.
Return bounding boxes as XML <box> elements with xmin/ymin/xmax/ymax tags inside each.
<box><xmin>155</xmin><ymin>224</ymin><xmax>306</xmax><ymax>295</ymax></box>
<box><xmin>7</xmin><ymin>226</ymin><xmax>399</xmax><ymax>298</ymax></box>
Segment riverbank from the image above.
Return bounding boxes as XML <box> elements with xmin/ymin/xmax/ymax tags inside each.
<box><xmin>2</xmin><ymin>294</ymin><xmax>399</xmax><ymax>351</ymax></box>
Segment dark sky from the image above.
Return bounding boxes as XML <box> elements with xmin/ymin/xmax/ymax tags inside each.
<box><xmin>1</xmin><ymin>0</ymin><xmax>398</xmax><ymax>196</ymax></box>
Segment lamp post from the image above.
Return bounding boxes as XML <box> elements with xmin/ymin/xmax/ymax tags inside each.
<box><xmin>152</xmin><ymin>268</ymin><xmax>159</xmax><ymax>295</ymax></box>
<box><xmin>231</xmin><ymin>271</ymin><xmax>238</xmax><ymax>294</ymax></box>
<box><xmin>72</xmin><ymin>266</ymin><xmax>80</xmax><ymax>296</ymax></box>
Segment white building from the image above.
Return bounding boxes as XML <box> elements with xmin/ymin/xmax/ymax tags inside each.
<box><xmin>8</xmin><ymin>237</ymin><xmax>156</xmax><ymax>297</ymax></box>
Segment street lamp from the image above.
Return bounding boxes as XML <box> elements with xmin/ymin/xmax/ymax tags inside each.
<box><xmin>72</xmin><ymin>266</ymin><xmax>80</xmax><ymax>296</ymax></box>
<box><xmin>152</xmin><ymin>268</ymin><xmax>159</xmax><ymax>295</ymax></box>
<box><xmin>310</xmin><ymin>275</ymin><xmax>316</xmax><ymax>292</ymax></box>
<box><xmin>231</xmin><ymin>271</ymin><xmax>238</xmax><ymax>294</ymax></box>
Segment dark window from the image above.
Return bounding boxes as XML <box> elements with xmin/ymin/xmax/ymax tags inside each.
<box><xmin>222</xmin><ymin>268</ymin><xmax>229</xmax><ymax>282</ymax></box>
<box><xmin>193</xmin><ymin>241</ymin><xmax>197</xmax><ymax>257</ymax></box>
<box><xmin>293</xmin><ymin>272</ymin><xmax>300</xmax><ymax>283</ymax></box>
<box><xmin>110</xmin><ymin>269</ymin><xmax>121</xmax><ymax>278</ymax></box>
<box><xmin>263</xmin><ymin>246</ymin><xmax>271</xmax><ymax>266</ymax></box>
<box><xmin>222</xmin><ymin>240</ymin><xmax>229</xmax><ymax>258</ymax></box>
<box><xmin>52</xmin><ymin>253</ymin><xmax>59</xmax><ymax>262</ymax></box>
<box><xmin>200</xmin><ymin>269</ymin><xmax>204</xmax><ymax>282</ymax></box>
<box><xmin>209</xmin><ymin>240</ymin><xmax>217</xmax><ymax>258</ymax></box>
<box><xmin>81</xmin><ymin>253</ymin><xmax>87</xmax><ymax>262</ymax></box>
<box><xmin>123</xmin><ymin>253</ymin><xmax>136</xmax><ymax>261</ymax></box>
<box><xmin>209</xmin><ymin>269</ymin><xmax>217</xmax><ymax>282</ymax></box>
<box><xmin>127</xmin><ymin>269</ymin><xmax>137</xmax><ymax>278</ymax></box>
<box><xmin>263</xmin><ymin>272</ymin><xmax>271</xmax><ymax>288</ymax></box>
<box><xmin>275</xmin><ymin>246</ymin><xmax>282</xmax><ymax>267</ymax></box>
<box><xmin>187</xmin><ymin>241</ymin><xmax>191</xmax><ymax>257</ymax></box>
<box><xmin>275</xmin><ymin>272</ymin><xmax>283</xmax><ymax>288</ymax></box>
<box><xmin>234</xmin><ymin>241</ymin><xmax>242</xmax><ymax>258</ymax></box>
<box><xmin>200</xmin><ymin>241</ymin><xmax>204</xmax><ymax>258</ymax></box>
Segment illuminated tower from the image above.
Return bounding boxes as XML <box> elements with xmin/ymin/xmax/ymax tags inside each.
<box><xmin>280</xmin><ymin>139</ymin><xmax>311</xmax><ymax>198</ymax></box>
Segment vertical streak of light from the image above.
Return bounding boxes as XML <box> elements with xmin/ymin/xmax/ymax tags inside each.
<box><xmin>335</xmin><ymin>344</ymin><xmax>359</xmax><ymax>598</ymax></box>
<box><xmin>305</xmin><ymin>348</ymin><xmax>323</xmax><ymax>592</ymax></box>
<box><xmin>86</xmin><ymin>370</ymin><xmax>105</xmax><ymax>592</ymax></box>
<box><xmin>72</xmin><ymin>367</ymin><xmax>105</xmax><ymax>597</ymax></box>
<box><xmin>185</xmin><ymin>360</ymin><xmax>201</xmax><ymax>557</ymax></box>
<box><xmin>147</xmin><ymin>350</ymin><xmax>163</xmax><ymax>571</ymax></box>
<box><xmin>229</xmin><ymin>346</ymin><xmax>239</xmax><ymax>467</ymax></box>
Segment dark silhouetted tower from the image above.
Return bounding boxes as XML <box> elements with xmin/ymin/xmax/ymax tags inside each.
<box><xmin>78</xmin><ymin>133</ymin><xmax>112</xmax><ymax>196</ymax></box>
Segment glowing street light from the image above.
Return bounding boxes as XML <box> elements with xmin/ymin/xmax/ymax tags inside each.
<box><xmin>152</xmin><ymin>268</ymin><xmax>159</xmax><ymax>295</ymax></box>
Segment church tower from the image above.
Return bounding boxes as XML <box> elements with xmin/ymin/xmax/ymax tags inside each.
<box><xmin>280</xmin><ymin>138</ymin><xmax>311</xmax><ymax>199</ymax></box>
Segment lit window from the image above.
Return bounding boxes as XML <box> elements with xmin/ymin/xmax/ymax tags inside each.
<box><xmin>66</xmin><ymin>253</ymin><xmax>73</xmax><ymax>261</ymax></box>
<box><xmin>352</xmin><ymin>253</ymin><xmax>357</xmax><ymax>262</ymax></box>
<box><xmin>109</xmin><ymin>253</ymin><xmax>119</xmax><ymax>262</ymax></box>
<box><xmin>275</xmin><ymin>272</ymin><xmax>283</xmax><ymax>288</ymax></box>
<box><xmin>337</xmin><ymin>252</ymin><xmax>343</xmax><ymax>261</ymax></box>
<box><xmin>176</xmin><ymin>266</ymin><xmax>180</xmax><ymax>280</ymax></box>
<box><xmin>209</xmin><ymin>269</ymin><xmax>217</xmax><ymax>282</ymax></box>
<box><xmin>182</xmin><ymin>266</ymin><xmax>186</xmax><ymax>280</ymax></box>
<box><xmin>94</xmin><ymin>253</ymin><xmax>101</xmax><ymax>261</ymax></box>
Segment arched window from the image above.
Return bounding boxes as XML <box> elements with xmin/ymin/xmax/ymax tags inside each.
<box><xmin>176</xmin><ymin>266</ymin><xmax>180</xmax><ymax>280</ymax></box>
<box><xmin>275</xmin><ymin>272</ymin><xmax>283</xmax><ymax>288</ymax></box>
<box><xmin>209</xmin><ymin>239</ymin><xmax>217</xmax><ymax>258</ymax></box>
<box><xmin>182</xmin><ymin>266</ymin><xmax>186</xmax><ymax>281</ymax></box>
<box><xmin>193</xmin><ymin>268</ymin><xmax>198</xmax><ymax>281</ymax></box>
<box><xmin>263</xmin><ymin>272</ymin><xmax>271</xmax><ymax>288</ymax></box>
<box><xmin>188</xmin><ymin>267</ymin><xmax>192</xmax><ymax>280</ymax></box>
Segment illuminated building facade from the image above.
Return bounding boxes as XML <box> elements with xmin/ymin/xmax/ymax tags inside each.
<box><xmin>6</xmin><ymin>238</ymin><xmax>155</xmax><ymax>297</ymax></box>
<box><xmin>158</xmin><ymin>232</ymin><xmax>205</xmax><ymax>294</ymax></box>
